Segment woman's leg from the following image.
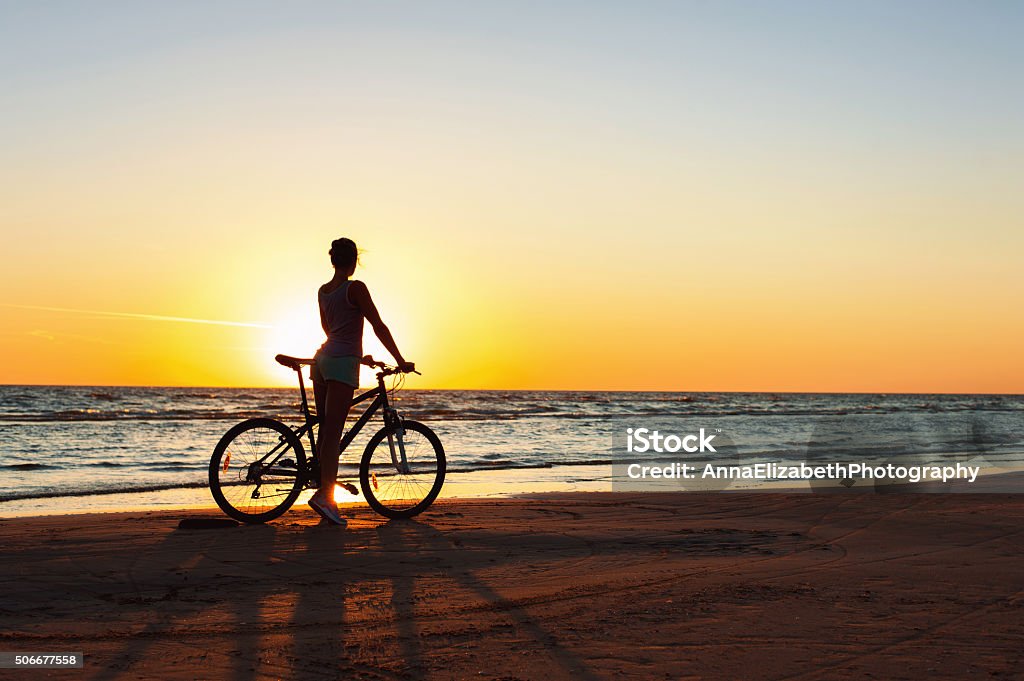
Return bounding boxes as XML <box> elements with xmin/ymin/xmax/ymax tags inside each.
<box><xmin>317</xmin><ymin>380</ymin><xmax>355</xmax><ymax>503</ymax></box>
<box><xmin>312</xmin><ymin>373</ymin><xmax>326</xmax><ymax>420</ymax></box>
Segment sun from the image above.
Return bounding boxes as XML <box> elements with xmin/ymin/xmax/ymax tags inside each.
<box><xmin>266</xmin><ymin>306</ymin><xmax>324</xmax><ymax>360</ymax></box>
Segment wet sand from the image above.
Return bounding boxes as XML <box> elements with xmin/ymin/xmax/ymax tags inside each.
<box><xmin>1</xmin><ymin>492</ymin><xmax>1021</xmax><ymax>679</ymax></box>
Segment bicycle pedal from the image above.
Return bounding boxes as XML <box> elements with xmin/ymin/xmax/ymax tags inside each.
<box><xmin>336</xmin><ymin>482</ymin><xmax>359</xmax><ymax>496</ymax></box>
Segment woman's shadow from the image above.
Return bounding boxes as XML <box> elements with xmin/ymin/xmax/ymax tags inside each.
<box><xmin>88</xmin><ymin>514</ymin><xmax>596</xmax><ymax>680</ymax></box>
<box><xmin>88</xmin><ymin>523</ymin><xmax>282</xmax><ymax>681</ymax></box>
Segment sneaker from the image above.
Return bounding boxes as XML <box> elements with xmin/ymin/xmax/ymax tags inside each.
<box><xmin>308</xmin><ymin>492</ymin><xmax>347</xmax><ymax>527</ymax></box>
<box><xmin>337</xmin><ymin>481</ymin><xmax>359</xmax><ymax>496</ymax></box>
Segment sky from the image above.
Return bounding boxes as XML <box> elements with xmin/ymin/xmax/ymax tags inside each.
<box><xmin>1</xmin><ymin>1</ymin><xmax>1021</xmax><ymax>391</ymax></box>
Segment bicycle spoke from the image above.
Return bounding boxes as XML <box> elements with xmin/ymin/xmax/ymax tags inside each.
<box><xmin>365</xmin><ymin>426</ymin><xmax>442</xmax><ymax>512</ymax></box>
<box><xmin>212</xmin><ymin>421</ymin><xmax>304</xmax><ymax>521</ymax></box>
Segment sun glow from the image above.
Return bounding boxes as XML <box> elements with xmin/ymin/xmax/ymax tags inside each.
<box><xmin>266</xmin><ymin>307</ymin><xmax>323</xmax><ymax>362</ymax></box>
<box><xmin>260</xmin><ymin>304</ymin><xmax>321</xmax><ymax>387</ymax></box>
<box><xmin>260</xmin><ymin>291</ymin><xmax>425</xmax><ymax>388</ymax></box>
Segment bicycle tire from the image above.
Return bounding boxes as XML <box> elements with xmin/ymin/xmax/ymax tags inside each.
<box><xmin>209</xmin><ymin>418</ymin><xmax>306</xmax><ymax>524</ymax></box>
<box><xmin>359</xmin><ymin>420</ymin><xmax>446</xmax><ymax>519</ymax></box>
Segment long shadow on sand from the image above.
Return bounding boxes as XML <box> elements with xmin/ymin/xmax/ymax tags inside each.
<box><xmin>83</xmin><ymin>517</ymin><xmax>610</xmax><ymax>678</ymax></box>
<box><xmin>88</xmin><ymin>524</ymin><xmax>279</xmax><ymax>681</ymax></box>
<box><xmin>50</xmin><ymin>504</ymin><xmax>798</xmax><ymax>679</ymax></box>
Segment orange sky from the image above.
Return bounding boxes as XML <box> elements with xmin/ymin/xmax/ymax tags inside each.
<box><xmin>1</xmin><ymin>3</ymin><xmax>1021</xmax><ymax>392</ymax></box>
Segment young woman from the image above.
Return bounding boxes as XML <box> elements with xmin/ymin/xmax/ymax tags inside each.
<box><xmin>308</xmin><ymin>237</ymin><xmax>414</xmax><ymax>526</ymax></box>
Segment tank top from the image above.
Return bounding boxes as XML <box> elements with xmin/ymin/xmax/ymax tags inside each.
<box><xmin>318</xmin><ymin>280</ymin><xmax>364</xmax><ymax>357</ymax></box>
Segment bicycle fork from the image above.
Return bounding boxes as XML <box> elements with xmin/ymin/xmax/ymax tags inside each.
<box><xmin>385</xmin><ymin>409</ymin><xmax>410</xmax><ymax>474</ymax></box>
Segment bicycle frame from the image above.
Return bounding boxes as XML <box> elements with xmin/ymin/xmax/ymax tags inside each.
<box><xmin>255</xmin><ymin>367</ymin><xmax>406</xmax><ymax>483</ymax></box>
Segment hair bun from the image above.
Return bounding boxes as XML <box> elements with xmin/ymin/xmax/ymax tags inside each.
<box><xmin>329</xmin><ymin>237</ymin><xmax>359</xmax><ymax>269</ymax></box>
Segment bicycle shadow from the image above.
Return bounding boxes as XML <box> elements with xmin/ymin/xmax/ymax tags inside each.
<box><xmin>373</xmin><ymin>518</ymin><xmax>601</xmax><ymax>680</ymax></box>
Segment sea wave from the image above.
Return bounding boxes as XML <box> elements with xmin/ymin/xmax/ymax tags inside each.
<box><xmin>6</xmin><ymin>441</ymin><xmax>1017</xmax><ymax>504</ymax></box>
<box><xmin>0</xmin><ymin>481</ymin><xmax>210</xmax><ymax>503</ymax></box>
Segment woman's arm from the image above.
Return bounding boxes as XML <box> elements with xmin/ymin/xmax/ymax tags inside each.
<box><xmin>317</xmin><ymin>286</ymin><xmax>329</xmax><ymax>336</ymax></box>
<box><xmin>349</xmin><ymin>280</ymin><xmax>413</xmax><ymax>370</ymax></box>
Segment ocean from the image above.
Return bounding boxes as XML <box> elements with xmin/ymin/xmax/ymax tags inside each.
<box><xmin>1</xmin><ymin>386</ymin><xmax>1022</xmax><ymax>512</ymax></box>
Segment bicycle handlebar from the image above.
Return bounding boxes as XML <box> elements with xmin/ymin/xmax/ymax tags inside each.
<box><xmin>361</xmin><ymin>355</ymin><xmax>421</xmax><ymax>376</ymax></box>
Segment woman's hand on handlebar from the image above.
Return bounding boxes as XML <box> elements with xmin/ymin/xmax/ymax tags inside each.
<box><xmin>397</xmin><ymin>360</ymin><xmax>416</xmax><ymax>374</ymax></box>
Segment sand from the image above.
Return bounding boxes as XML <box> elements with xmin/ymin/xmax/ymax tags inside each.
<box><xmin>1</xmin><ymin>492</ymin><xmax>1021</xmax><ymax>680</ymax></box>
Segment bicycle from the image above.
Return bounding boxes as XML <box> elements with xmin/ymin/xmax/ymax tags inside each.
<box><xmin>209</xmin><ymin>354</ymin><xmax>446</xmax><ymax>523</ymax></box>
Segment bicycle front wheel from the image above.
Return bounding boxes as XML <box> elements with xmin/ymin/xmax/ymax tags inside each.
<box><xmin>359</xmin><ymin>420</ymin><xmax>446</xmax><ymax>519</ymax></box>
<box><xmin>209</xmin><ymin>418</ymin><xmax>306</xmax><ymax>524</ymax></box>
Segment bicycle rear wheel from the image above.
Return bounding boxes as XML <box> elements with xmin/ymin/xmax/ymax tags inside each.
<box><xmin>359</xmin><ymin>420</ymin><xmax>445</xmax><ymax>519</ymax></box>
<box><xmin>209</xmin><ymin>418</ymin><xmax>306</xmax><ymax>523</ymax></box>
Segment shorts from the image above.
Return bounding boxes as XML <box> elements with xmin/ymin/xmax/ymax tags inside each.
<box><xmin>312</xmin><ymin>352</ymin><xmax>361</xmax><ymax>388</ymax></box>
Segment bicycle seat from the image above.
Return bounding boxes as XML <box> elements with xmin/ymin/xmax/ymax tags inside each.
<box><xmin>275</xmin><ymin>354</ymin><xmax>316</xmax><ymax>370</ymax></box>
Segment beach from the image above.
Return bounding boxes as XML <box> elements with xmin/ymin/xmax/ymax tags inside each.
<box><xmin>2</xmin><ymin>491</ymin><xmax>1021</xmax><ymax>680</ymax></box>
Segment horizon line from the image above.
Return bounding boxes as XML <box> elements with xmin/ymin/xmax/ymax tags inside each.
<box><xmin>0</xmin><ymin>381</ymin><xmax>1021</xmax><ymax>397</ymax></box>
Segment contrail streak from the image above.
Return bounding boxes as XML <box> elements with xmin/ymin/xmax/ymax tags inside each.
<box><xmin>1</xmin><ymin>304</ymin><xmax>272</xmax><ymax>329</ymax></box>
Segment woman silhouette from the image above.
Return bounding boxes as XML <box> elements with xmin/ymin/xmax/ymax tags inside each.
<box><xmin>308</xmin><ymin>238</ymin><xmax>414</xmax><ymax>525</ymax></box>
